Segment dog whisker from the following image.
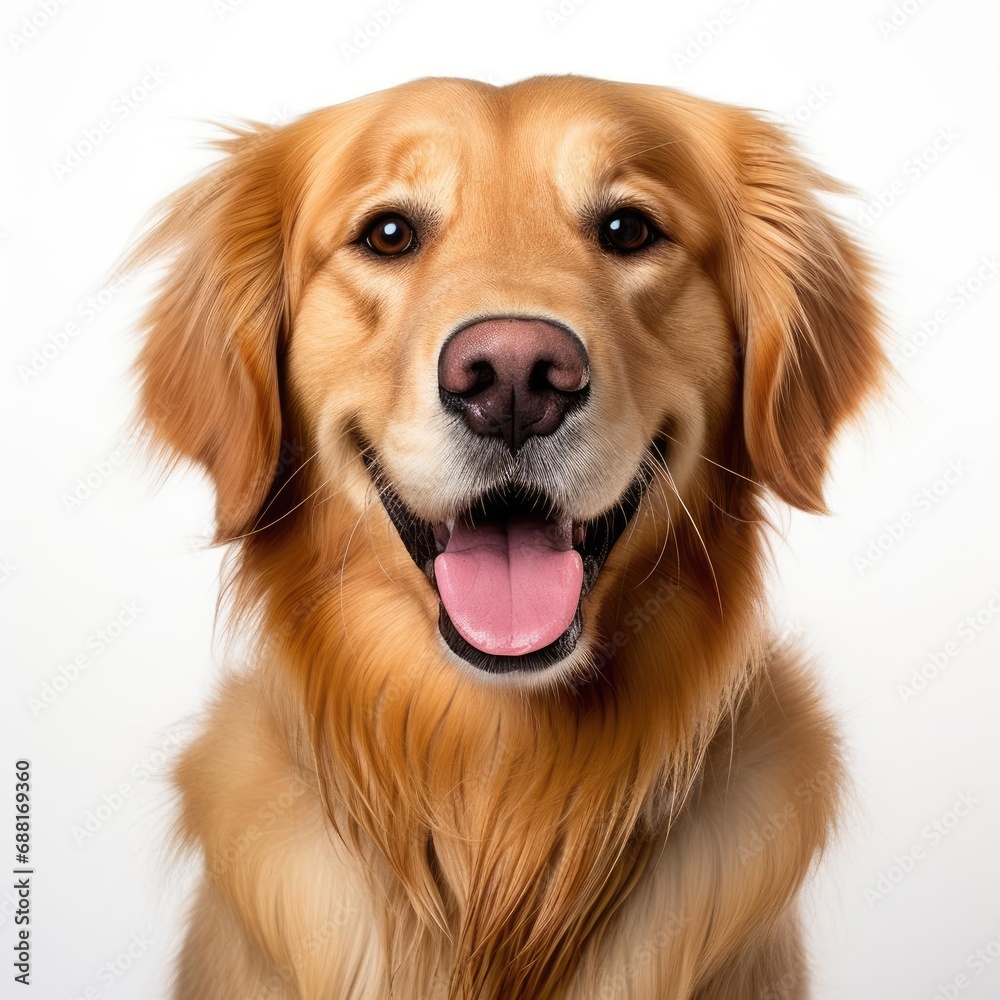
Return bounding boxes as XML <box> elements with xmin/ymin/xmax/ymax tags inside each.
<box><xmin>221</xmin><ymin>473</ymin><xmax>336</xmax><ymax>543</ymax></box>
<box><xmin>248</xmin><ymin>450</ymin><xmax>319</xmax><ymax>527</ymax></box>
<box><xmin>337</xmin><ymin>502</ymin><xmax>369</xmax><ymax>664</ymax></box>
<box><xmin>363</xmin><ymin>481</ymin><xmax>401</xmax><ymax>588</ymax></box>
<box><xmin>659</xmin><ymin>431</ymin><xmax>767</xmax><ymax>491</ymax></box>
<box><xmin>632</xmin><ymin>458</ymin><xmax>679</xmax><ymax>591</ymax></box>
<box><xmin>648</xmin><ymin>451</ymin><xmax>723</xmax><ymax>616</ymax></box>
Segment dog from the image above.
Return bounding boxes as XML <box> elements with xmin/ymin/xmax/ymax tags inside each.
<box><xmin>129</xmin><ymin>75</ymin><xmax>884</xmax><ymax>998</ymax></box>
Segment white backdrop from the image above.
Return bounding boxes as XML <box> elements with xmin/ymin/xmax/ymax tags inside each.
<box><xmin>2</xmin><ymin>0</ymin><xmax>999</xmax><ymax>997</ymax></box>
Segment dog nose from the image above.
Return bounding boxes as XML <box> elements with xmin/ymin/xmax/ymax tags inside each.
<box><xmin>438</xmin><ymin>318</ymin><xmax>590</xmax><ymax>452</ymax></box>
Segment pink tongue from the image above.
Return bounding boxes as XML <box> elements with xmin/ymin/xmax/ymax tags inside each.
<box><xmin>434</xmin><ymin>517</ymin><xmax>583</xmax><ymax>657</ymax></box>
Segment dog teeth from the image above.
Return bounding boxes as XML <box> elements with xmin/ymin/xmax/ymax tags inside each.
<box><xmin>550</xmin><ymin>514</ymin><xmax>573</xmax><ymax>549</ymax></box>
<box><xmin>433</xmin><ymin>519</ymin><xmax>454</xmax><ymax>552</ymax></box>
<box><xmin>572</xmin><ymin>521</ymin><xmax>586</xmax><ymax>547</ymax></box>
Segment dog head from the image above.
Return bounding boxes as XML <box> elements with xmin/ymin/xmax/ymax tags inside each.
<box><xmin>132</xmin><ymin>76</ymin><xmax>883</xmax><ymax>686</ymax></box>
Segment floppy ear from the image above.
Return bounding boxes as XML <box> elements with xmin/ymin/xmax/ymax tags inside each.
<box><xmin>718</xmin><ymin>113</ymin><xmax>885</xmax><ymax>513</ymax></box>
<box><xmin>128</xmin><ymin>125</ymin><xmax>288</xmax><ymax>540</ymax></box>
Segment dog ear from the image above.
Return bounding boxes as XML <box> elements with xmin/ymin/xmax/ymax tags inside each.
<box><xmin>128</xmin><ymin>125</ymin><xmax>288</xmax><ymax>541</ymax></box>
<box><xmin>716</xmin><ymin>113</ymin><xmax>886</xmax><ymax>513</ymax></box>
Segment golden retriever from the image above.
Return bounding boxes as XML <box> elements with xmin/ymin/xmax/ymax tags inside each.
<box><xmin>129</xmin><ymin>76</ymin><xmax>884</xmax><ymax>999</ymax></box>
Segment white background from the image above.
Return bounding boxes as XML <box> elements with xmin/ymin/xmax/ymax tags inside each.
<box><xmin>2</xmin><ymin>0</ymin><xmax>999</xmax><ymax>997</ymax></box>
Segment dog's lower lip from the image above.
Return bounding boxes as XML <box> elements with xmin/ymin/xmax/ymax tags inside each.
<box><xmin>357</xmin><ymin>438</ymin><xmax>654</xmax><ymax>672</ymax></box>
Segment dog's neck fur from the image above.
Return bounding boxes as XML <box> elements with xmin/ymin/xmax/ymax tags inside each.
<box><xmin>227</xmin><ymin>469</ymin><xmax>769</xmax><ymax>999</ymax></box>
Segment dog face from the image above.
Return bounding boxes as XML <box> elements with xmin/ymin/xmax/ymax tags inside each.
<box><xmin>133</xmin><ymin>76</ymin><xmax>882</xmax><ymax>685</ymax></box>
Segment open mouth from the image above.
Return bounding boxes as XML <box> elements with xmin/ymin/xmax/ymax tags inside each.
<box><xmin>360</xmin><ymin>447</ymin><xmax>652</xmax><ymax>674</ymax></box>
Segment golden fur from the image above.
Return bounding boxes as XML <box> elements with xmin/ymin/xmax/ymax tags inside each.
<box><xmin>129</xmin><ymin>76</ymin><xmax>884</xmax><ymax>998</ymax></box>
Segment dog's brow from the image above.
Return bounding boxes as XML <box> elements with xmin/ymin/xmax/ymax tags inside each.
<box><xmin>346</xmin><ymin>191</ymin><xmax>442</xmax><ymax>235</ymax></box>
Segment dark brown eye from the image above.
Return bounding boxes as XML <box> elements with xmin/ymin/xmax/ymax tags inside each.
<box><xmin>365</xmin><ymin>215</ymin><xmax>415</xmax><ymax>256</ymax></box>
<box><xmin>599</xmin><ymin>209</ymin><xmax>657</xmax><ymax>253</ymax></box>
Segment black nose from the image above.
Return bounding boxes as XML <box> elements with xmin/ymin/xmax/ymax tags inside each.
<box><xmin>438</xmin><ymin>318</ymin><xmax>590</xmax><ymax>452</ymax></box>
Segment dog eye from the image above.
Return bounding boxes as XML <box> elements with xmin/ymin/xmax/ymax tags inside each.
<box><xmin>365</xmin><ymin>215</ymin><xmax>415</xmax><ymax>256</ymax></box>
<box><xmin>599</xmin><ymin>209</ymin><xmax>657</xmax><ymax>254</ymax></box>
